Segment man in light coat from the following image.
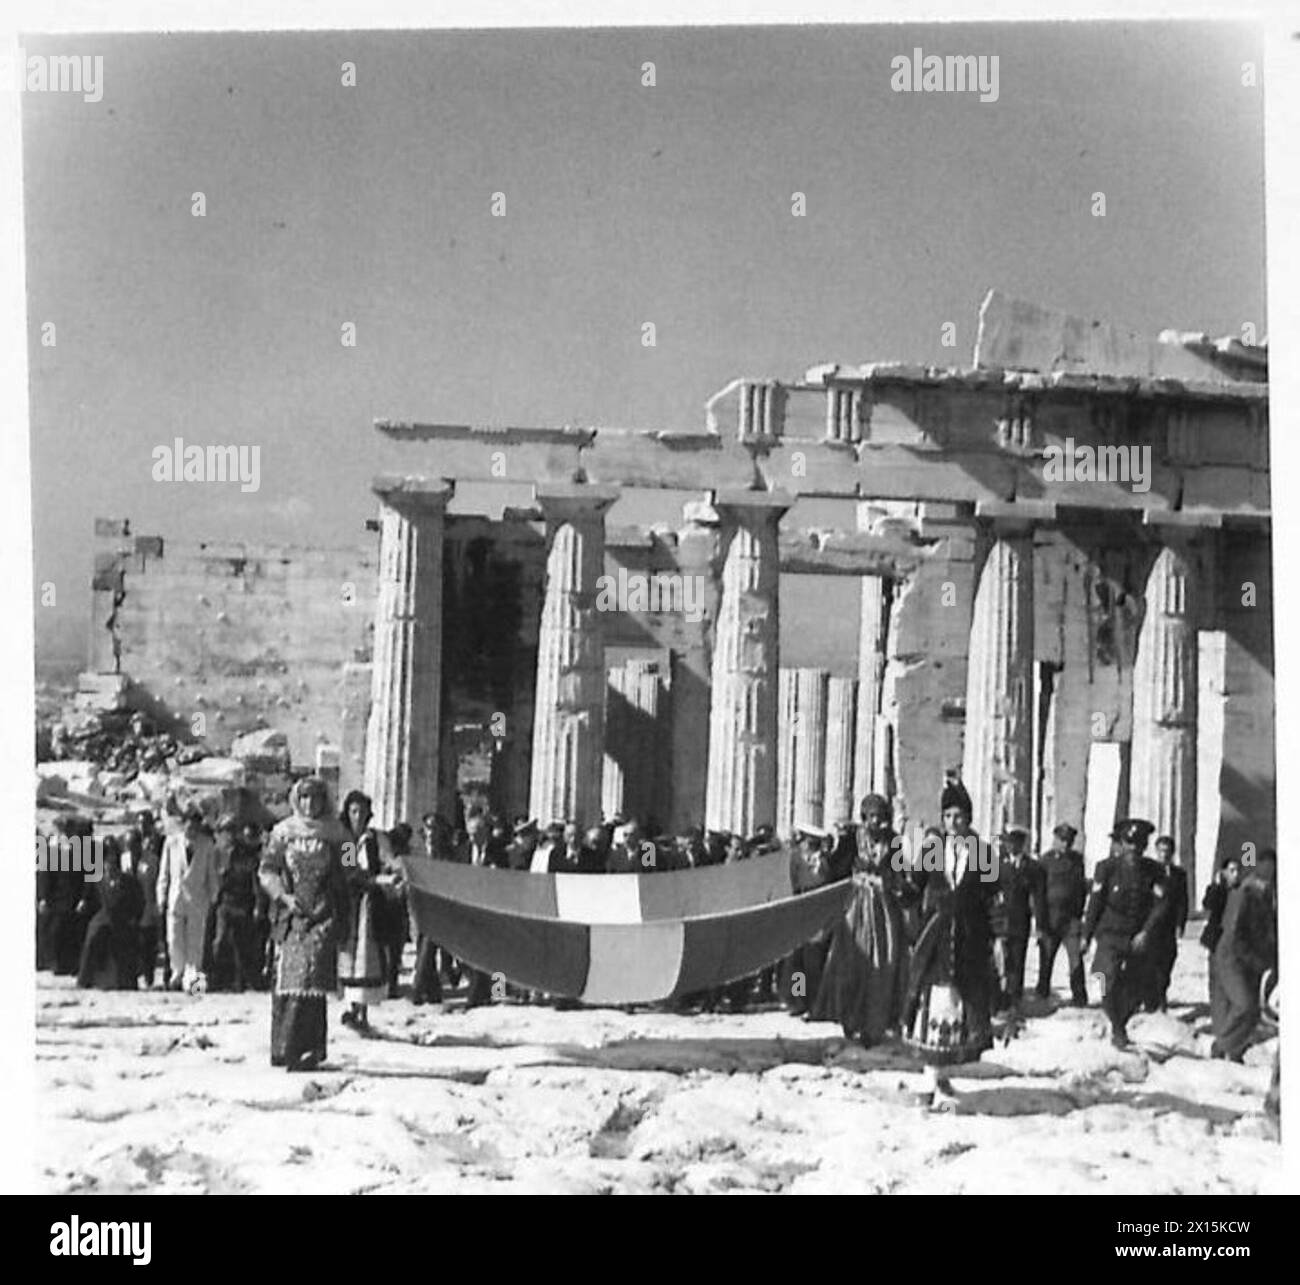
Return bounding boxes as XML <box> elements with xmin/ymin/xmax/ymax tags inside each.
<box><xmin>157</xmin><ymin>806</ymin><xmax>221</xmax><ymax>992</ymax></box>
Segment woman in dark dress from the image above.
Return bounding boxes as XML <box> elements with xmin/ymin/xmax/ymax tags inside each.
<box><xmin>76</xmin><ymin>835</ymin><xmax>145</xmax><ymax>990</ymax></box>
<box><xmin>903</xmin><ymin>779</ymin><xmax>998</xmax><ymax>1109</ymax></box>
<box><xmin>812</xmin><ymin>794</ymin><xmax>914</xmax><ymax>1046</ymax></box>
<box><xmin>259</xmin><ymin>777</ymin><xmax>349</xmax><ymax>1072</ymax></box>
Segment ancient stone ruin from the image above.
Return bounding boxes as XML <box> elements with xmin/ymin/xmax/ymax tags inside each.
<box><xmin>85</xmin><ymin>293</ymin><xmax>1272</xmax><ymax>893</ymax></box>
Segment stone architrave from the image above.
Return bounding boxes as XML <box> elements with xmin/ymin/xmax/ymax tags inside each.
<box><xmin>363</xmin><ymin>479</ymin><xmax>453</xmax><ymax>831</ymax></box>
<box><xmin>704</xmin><ymin>491</ymin><xmax>791</xmax><ymax>837</ymax></box>
<box><xmin>528</xmin><ymin>486</ymin><xmax>618</xmax><ymax>826</ymax></box>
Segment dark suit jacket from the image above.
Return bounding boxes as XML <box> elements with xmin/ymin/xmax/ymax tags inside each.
<box><xmin>455</xmin><ymin>837</ymin><xmax>509</xmax><ymax>869</ymax></box>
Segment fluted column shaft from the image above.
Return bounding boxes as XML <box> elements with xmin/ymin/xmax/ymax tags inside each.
<box><xmin>529</xmin><ymin>489</ymin><xmax>616</xmax><ymax>826</ymax></box>
<box><xmin>823</xmin><ymin>675</ymin><xmax>857</xmax><ymax>827</ymax></box>
<box><xmin>705</xmin><ymin>494</ymin><xmax>790</xmax><ymax>836</ymax></box>
<box><xmin>364</xmin><ymin>483</ymin><xmax>451</xmax><ymax>830</ymax></box>
<box><xmin>962</xmin><ymin>530</ymin><xmax>1034</xmax><ymax>838</ymax></box>
<box><xmin>776</xmin><ymin>668</ymin><xmax>798</xmax><ymax>837</ymax></box>
<box><xmin>792</xmin><ymin>668</ymin><xmax>828</xmax><ymax>831</ymax></box>
<box><xmin>1130</xmin><ymin>542</ymin><xmax>1197</xmax><ymax>864</ymax></box>
<box><xmin>853</xmin><ymin>574</ymin><xmax>890</xmax><ymax>808</ymax></box>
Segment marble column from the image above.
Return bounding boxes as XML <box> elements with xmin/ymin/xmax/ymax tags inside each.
<box><xmin>603</xmin><ymin>657</ymin><xmax>666</xmax><ymax>826</ymax></box>
<box><xmin>528</xmin><ymin>486</ymin><xmax>617</xmax><ymax>827</ymax></box>
<box><xmin>823</xmin><ymin>675</ymin><xmax>857</xmax><ymax>827</ymax></box>
<box><xmin>776</xmin><ymin>668</ymin><xmax>798</xmax><ymax>837</ymax></box>
<box><xmin>853</xmin><ymin>573</ymin><xmax>890</xmax><ymax>809</ymax></box>
<box><xmin>363</xmin><ymin>479</ymin><xmax>452</xmax><ymax>831</ymax></box>
<box><xmin>1130</xmin><ymin>540</ymin><xmax>1197</xmax><ymax>866</ymax></box>
<box><xmin>792</xmin><ymin>668</ymin><xmax>828</xmax><ymax>831</ymax></box>
<box><xmin>704</xmin><ymin>492</ymin><xmax>791</xmax><ymax>837</ymax></box>
<box><xmin>962</xmin><ymin>528</ymin><xmax>1034</xmax><ymax>839</ymax></box>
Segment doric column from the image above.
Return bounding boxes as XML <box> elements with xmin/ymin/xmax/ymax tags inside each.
<box><xmin>1130</xmin><ymin>540</ymin><xmax>1197</xmax><ymax>865</ymax></box>
<box><xmin>363</xmin><ymin>478</ymin><xmax>452</xmax><ymax>831</ymax></box>
<box><xmin>776</xmin><ymin>668</ymin><xmax>798</xmax><ymax>837</ymax></box>
<box><xmin>853</xmin><ymin>573</ymin><xmax>890</xmax><ymax>808</ymax></box>
<box><xmin>823</xmin><ymin>675</ymin><xmax>857</xmax><ymax>827</ymax></box>
<box><xmin>528</xmin><ymin>486</ymin><xmax>617</xmax><ymax>827</ymax></box>
<box><xmin>962</xmin><ymin>526</ymin><xmax>1034</xmax><ymax>839</ymax></box>
<box><xmin>792</xmin><ymin>668</ymin><xmax>828</xmax><ymax>831</ymax></box>
<box><xmin>704</xmin><ymin>491</ymin><xmax>791</xmax><ymax>837</ymax></box>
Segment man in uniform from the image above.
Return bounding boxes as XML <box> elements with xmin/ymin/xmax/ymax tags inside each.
<box><xmin>1036</xmin><ymin>822</ymin><xmax>1089</xmax><ymax>1006</ymax></box>
<box><xmin>996</xmin><ymin>827</ymin><xmax>1045</xmax><ymax>1010</ymax></box>
<box><xmin>1082</xmin><ymin>818</ymin><xmax>1168</xmax><ymax>1048</ymax></box>
<box><xmin>1146</xmin><ymin>833</ymin><xmax>1188</xmax><ymax>1011</ymax></box>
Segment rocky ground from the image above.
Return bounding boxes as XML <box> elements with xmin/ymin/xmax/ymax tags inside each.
<box><xmin>36</xmin><ymin>938</ymin><xmax>1279</xmax><ymax>1195</ymax></box>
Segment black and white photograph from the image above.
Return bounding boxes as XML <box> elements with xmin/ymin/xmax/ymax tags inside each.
<box><xmin>7</xmin><ymin>1</ymin><xmax>1296</xmax><ymax>1217</ymax></box>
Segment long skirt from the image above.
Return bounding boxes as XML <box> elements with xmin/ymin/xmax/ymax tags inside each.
<box><xmin>270</xmin><ymin>994</ymin><xmax>327</xmax><ymax>1068</ymax></box>
<box><xmin>904</xmin><ymin>912</ymin><xmax>993</xmax><ymax>1067</ymax></box>
<box><xmin>338</xmin><ymin>890</ymin><xmax>385</xmax><ymax>1007</ymax></box>
<box><xmin>812</xmin><ymin>874</ymin><xmax>907</xmax><ymax>1044</ymax></box>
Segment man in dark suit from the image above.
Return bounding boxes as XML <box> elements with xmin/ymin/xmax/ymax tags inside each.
<box><xmin>995</xmin><ymin>828</ymin><xmax>1046</xmax><ymax>1010</ymax></box>
<box><xmin>455</xmin><ymin>811</ymin><xmax>509</xmax><ymax>1009</ymax></box>
<box><xmin>1036</xmin><ymin>822</ymin><xmax>1089</xmax><ymax>1006</ymax></box>
<box><xmin>1083</xmin><ymin>818</ymin><xmax>1168</xmax><ymax>1049</ymax></box>
<box><xmin>1145</xmin><ymin>834</ymin><xmax>1188</xmax><ymax>1011</ymax></box>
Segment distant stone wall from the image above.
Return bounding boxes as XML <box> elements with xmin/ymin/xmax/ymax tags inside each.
<box><xmin>89</xmin><ymin>520</ymin><xmax>379</xmax><ymax>766</ymax></box>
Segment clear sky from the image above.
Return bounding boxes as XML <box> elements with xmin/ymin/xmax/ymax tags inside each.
<box><xmin>24</xmin><ymin>21</ymin><xmax>1266</xmax><ymax>669</ymax></box>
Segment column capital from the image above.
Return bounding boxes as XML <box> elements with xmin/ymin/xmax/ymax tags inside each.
<box><xmin>974</xmin><ymin>499</ymin><xmax>1055</xmax><ymax>534</ymax></box>
<box><xmin>372</xmin><ymin>475</ymin><xmax>455</xmax><ymax>512</ymax></box>
<box><xmin>534</xmin><ymin>484</ymin><xmax>619</xmax><ymax>521</ymax></box>
<box><xmin>710</xmin><ymin>488</ymin><xmax>794</xmax><ymax>519</ymax></box>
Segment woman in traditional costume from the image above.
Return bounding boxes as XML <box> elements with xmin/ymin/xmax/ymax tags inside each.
<box><xmin>338</xmin><ymin>790</ymin><xmax>387</xmax><ymax>1033</ymax></box>
<box><xmin>812</xmin><ymin>794</ymin><xmax>914</xmax><ymax>1046</ymax></box>
<box><xmin>903</xmin><ymin>778</ymin><xmax>997</xmax><ymax>1109</ymax></box>
<box><xmin>259</xmin><ymin>777</ymin><xmax>348</xmax><ymax>1071</ymax></box>
<box><xmin>76</xmin><ymin>835</ymin><xmax>145</xmax><ymax>990</ymax></box>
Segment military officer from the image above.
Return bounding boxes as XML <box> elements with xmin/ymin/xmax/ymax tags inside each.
<box><xmin>1036</xmin><ymin>822</ymin><xmax>1089</xmax><ymax>1006</ymax></box>
<box><xmin>995</xmin><ymin>828</ymin><xmax>1046</xmax><ymax>1009</ymax></box>
<box><xmin>1082</xmin><ymin>818</ymin><xmax>1168</xmax><ymax>1048</ymax></box>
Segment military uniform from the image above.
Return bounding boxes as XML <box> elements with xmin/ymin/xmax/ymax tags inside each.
<box><xmin>994</xmin><ymin>851</ymin><xmax>1046</xmax><ymax>1006</ymax></box>
<box><xmin>1083</xmin><ymin>836</ymin><xmax>1168</xmax><ymax>1044</ymax></box>
<box><xmin>1037</xmin><ymin>845</ymin><xmax>1089</xmax><ymax>1004</ymax></box>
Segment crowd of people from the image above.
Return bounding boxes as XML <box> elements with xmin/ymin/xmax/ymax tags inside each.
<box><xmin>35</xmin><ymin>773</ymin><xmax>1278</xmax><ymax>1104</ymax></box>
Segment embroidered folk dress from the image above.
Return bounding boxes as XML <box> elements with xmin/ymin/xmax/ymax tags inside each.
<box><xmin>903</xmin><ymin>832</ymin><xmax>996</xmax><ymax>1067</ymax></box>
<box><xmin>812</xmin><ymin>829</ymin><xmax>914</xmax><ymax>1045</ymax></box>
<box><xmin>338</xmin><ymin>827</ymin><xmax>387</xmax><ymax>1008</ymax></box>
<box><xmin>259</xmin><ymin>812</ymin><xmax>348</xmax><ymax>1069</ymax></box>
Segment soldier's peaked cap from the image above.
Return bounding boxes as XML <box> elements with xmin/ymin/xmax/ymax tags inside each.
<box><xmin>1053</xmin><ymin>822</ymin><xmax>1078</xmax><ymax>841</ymax></box>
<box><xmin>1117</xmin><ymin>818</ymin><xmax>1156</xmax><ymax>845</ymax></box>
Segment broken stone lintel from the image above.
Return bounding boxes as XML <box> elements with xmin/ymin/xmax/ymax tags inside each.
<box><xmin>376</xmin><ymin>420</ymin><xmax>598</xmax><ymax>447</ymax></box>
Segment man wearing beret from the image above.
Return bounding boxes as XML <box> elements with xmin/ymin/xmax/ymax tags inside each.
<box><xmin>1036</xmin><ymin>822</ymin><xmax>1089</xmax><ymax>1006</ymax></box>
<box><xmin>1082</xmin><ymin>818</ymin><xmax>1169</xmax><ymax>1048</ymax></box>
